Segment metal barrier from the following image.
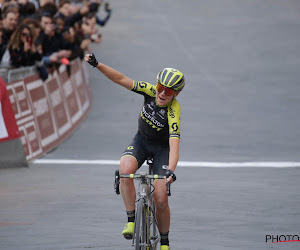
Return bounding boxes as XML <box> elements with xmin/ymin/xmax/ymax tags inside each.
<box><xmin>0</xmin><ymin>68</ymin><xmax>8</xmax><ymax>83</ymax></box>
<box><xmin>0</xmin><ymin>66</ymin><xmax>37</xmax><ymax>83</ymax></box>
<box><xmin>3</xmin><ymin>59</ymin><xmax>92</xmax><ymax>162</ymax></box>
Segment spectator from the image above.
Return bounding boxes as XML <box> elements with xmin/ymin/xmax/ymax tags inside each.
<box><xmin>29</xmin><ymin>0</ymin><xmax>39</xmax><ymax>10</ymax></box>
<box><xmin>18</xmin><ymin>0</ymin><xmax>36</xmax><ymax>20</ymax></box>
<box><xmin>1</xmin><ymin>8</ymin><xmax>19</xmax><ymax>46</ymax></box>
<box><xmin>1</xmin><ymin>1</ymin><xmax>20</xmax><ymax>20</ymax></box>
<box><xmin>56</xmin><ymin>0</ymin><xmax>89</xmax><ymax>28</ymax></box>
<box><xmin>94</xmin><ymin>1</ymin><xmax>112</xmax><ymax>27</ymax></box>
<box><xmin>81</xmin><ymin>15</ymin><xmax>102</xmax><ymax>44</ymax></box>
<box><xmin>61</xmin><ymin>21</ymin><xmax>91</xmax><ymax>60</ymax></box>
<box><xmin>53</xmin><ymin>14</ymin><xmax>87</xmax><ymax>60</ymax></box>
<box><xmin>35</xmin><ymin>12</ymin><xmax>71</xmax><ymax>65</ymax></box>
<box><xmin>37</xmin><ymin>2</ymin><xmax>57</xmax><ymax>18</ymax></box>
<box><xmin>54</xmin><ymin>15</ymin><xmax>65</xmax><ymax>34</ymax></box>
<box><xmin>23</xmin><ymin>18</ymin><xmax>41</xmax><ymax>40</ymax></box>
<box><xmin>7</xmin><ymin>24</ymin><xmax>42</xmax><ymax>68</ymax></box>
<box><xmin>57</xmin><ymin>0</ymin><xmax>71</xmax><ymax>17</ymax></box>
<box><xmin>39</xmin><ymin>0</ymin><xmax>55</xmax><ymax>8</ymax></box>
<box><xmin>22</xmin><ymin>17</ymin><xmax>48</xmax><ymax>80</ymax></box>
<box><xmin>62</xmin><ymin>26</ymin><xmax>83</xmax><ymax>60</ymax></box>
<box><xmin>0</xmin><ymin>0</ymin><xmax>112</xmax><ymax>73</ymax></box>
<box><xmin>0</xmin><ymin>28</ymin><xmax>6</xmax><ymax>62</ymax></box>
<box><xmin>17</xmin><ymin>0</ymin><xmax>30</xmax><ymax>7</ymax></box>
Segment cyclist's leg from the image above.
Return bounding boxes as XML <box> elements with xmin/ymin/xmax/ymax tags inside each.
<box><xmin>120</xmin><ymin>132</ymin><xmax>147</xmax><ymax>210</ymax></box>
<box><xmin>152</xmin><ymin>145</ymin><xmax>171</xmax><ymax>245</ymax></box>
<box><xmin>120</xmin><ymin>155</ymin><xmax>138</xmax><ymax>211</ymax></box>
<box><xmin>153</xmin><ymin>180</ymin><xmax>170</xmax><ymax>233</ymax></box>
<box><xmin>121</xmin><ymin>132</ymin><xmax>148</xmax><ymax>238</ymax></box>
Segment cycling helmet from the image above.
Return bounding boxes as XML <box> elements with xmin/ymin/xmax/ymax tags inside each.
<box><xmin>157</xmin><ymin>68</ymin><xmax>185</xmax><ymax>92</ymax></box>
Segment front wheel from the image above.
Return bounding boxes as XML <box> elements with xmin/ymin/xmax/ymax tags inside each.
<box><xmin>135</xmin><ymin>199</ymin><xmax>147</xmax><ymax>250</ymax></box>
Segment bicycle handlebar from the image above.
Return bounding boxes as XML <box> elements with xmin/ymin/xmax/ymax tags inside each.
<box><xmin>119</xmin><ymin>173</ymin><xmax>165</xmax><ymax>180</ymax></box>
<box><xmin>114</xmin><ymin>170</ymin><xmax>171</xmax><ymax>196</ymax></box>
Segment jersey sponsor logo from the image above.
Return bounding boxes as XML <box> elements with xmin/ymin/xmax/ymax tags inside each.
<box><xmin>169</xmin><ymin>107</ymin><xmax>175</xmax><ymax>118</ymax></box>
<box><xmin>159</xmin><ymin>109</ymin><xmax>166</xmax><ymax>116</ymax></box>
<box><xmin>141</xmin><ymin>115</ymin><xmax>163</xmax><ymax>131</ymax></box>
<box><xmin>150</xmin><ymin>86</ymin><xmax>156</xmax><ymax>95</ymax></box>
<box><xmin>139</xmin><ymin>82</ymin><xmax>147</xmax><ymax>88</ymax></box>
<box><xmin>142</xmin><ymin>107</ymin><xmax>164</xmax><ymax>128</ymax></box>
<box><xmin>141</xmin><ymin>107</ymin><xmax>164</xmax><ymax>131</ymax></box>
<box><xmin>147</xmin><ymin>103</ymin><xmax>154</xmax><ymax>110</ymax></box>
<box><xmin>171</xmin><ymin>122</ymin><xmax>180</xmax><ymax>136</ymax></box>
<box><xmin>172</xmin><ymin>122</ymin><xmax>179</xmax><ymax>132</ymax></box>
<box><xmin>162</xmin><ymin>165</ymin><xmax>168</xmax><ymax>170</ymax></box>
<box><xmin>157</xmin><ymin>109</ymin><xmax>166</xmax><ymax>120</ymax></box>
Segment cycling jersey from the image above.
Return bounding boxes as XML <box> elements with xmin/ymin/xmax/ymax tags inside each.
<box><xmin>131</xmin><ymin>81</ymin><xmax>181</xmax><ymax>145</ymax></box>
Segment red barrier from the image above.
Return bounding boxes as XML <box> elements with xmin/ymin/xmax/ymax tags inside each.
<box><xmin>0</xmin><ymin>77</ymin><xmax>21</xmax><ymax>142</ymax></box>
<box><xmin>46</xmin><ymin>72</ymin><xmax>71</xmax><ymax>137</ymax></box>
<box><xmin>5</xmin><ymin>59</ymin><xmax>92</xmax><ymax>161</ymax></box>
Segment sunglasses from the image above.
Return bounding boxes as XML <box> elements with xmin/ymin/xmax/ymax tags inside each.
<box><xmin>156</xmin><ymin>83</ymin><xmax>175</xmax><ymax>96</ymax></box>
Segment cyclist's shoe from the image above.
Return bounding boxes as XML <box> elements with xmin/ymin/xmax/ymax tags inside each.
<box><xmin>160</xmin><ymin>246</ymin><xmax>170</xmax><ymax>250</ymax></box>
<box><xmin>122</xmin><ymin>222</ymin><xmax>134</xmax><ymax>239</ymax></box>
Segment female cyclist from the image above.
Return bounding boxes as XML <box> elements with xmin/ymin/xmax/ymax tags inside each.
<box><xmin>85</xmin><ymin>53</ymin><xmax>185</xmax><ymax>250</ymax></box>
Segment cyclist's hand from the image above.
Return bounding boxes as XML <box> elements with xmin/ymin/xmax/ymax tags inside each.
<box><xmin>85</xmin><ymin>53</ymin><xmax>98</xmax><ymax>67</ymax></box>
<box><xmin>165</xmin><ymin>169</ymin><xmax>176</xmax><ymax>183</ymax></box>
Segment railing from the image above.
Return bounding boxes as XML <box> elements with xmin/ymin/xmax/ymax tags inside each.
<box><xmin>0</xmin><ymin>66</ymin><xmax>38</xmax><ymax>83</ymax></box>
<box><xmin>4</xmin><ymin>59</ymin><xmax>92</xmax><ymax>161</ymax></box>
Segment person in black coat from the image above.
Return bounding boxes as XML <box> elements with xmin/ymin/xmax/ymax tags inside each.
<box><xmin>1</xmin><ymin>8</ymin><xmax>19</xmax><ymax>47</ymax></box>
<box><xmin>7</xmin><ymin>24</ymin><xmax>42</xmax><ymax>67</ymax></box>
<box><xmin>35</xmin><ymin>12</ymin><xmax>71</xmax><ymax>65</ymax></box>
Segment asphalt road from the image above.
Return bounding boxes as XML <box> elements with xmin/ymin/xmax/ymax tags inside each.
<box><xmin>1</xmin><ymin>164</ymin><xmax>300</xmax><ymax>250</ymax></box>
<box><xmin>1</xmin><ymin>0</ymin><xmax>300</xmax><ymax>249</ymax></box>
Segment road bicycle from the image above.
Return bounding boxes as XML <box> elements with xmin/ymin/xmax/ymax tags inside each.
<box><xmin>114</xmin><ymin>158</ymin><xmax>171</xmax><ymax>250</ymax></box>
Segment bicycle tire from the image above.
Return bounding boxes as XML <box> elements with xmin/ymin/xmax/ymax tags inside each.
<box><xmin>149</xmin><ymin>204</ymin><xmax>160</xmax><ymax>249</ymax></box>
<box><xmin>148</xmin><ymin>164</ymin><xmax>160</xmax><ymax>249</ymax></box>
<box><xmin>135</xmin><ymin>198</ymin><xmax>147</xmax><ymax>250</ymax></box>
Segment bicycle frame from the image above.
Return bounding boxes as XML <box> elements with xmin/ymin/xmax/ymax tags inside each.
<box><xmin>114</xmin><ymin>160</ymin><xmax>171</xmax><ymax>250</ymax></box>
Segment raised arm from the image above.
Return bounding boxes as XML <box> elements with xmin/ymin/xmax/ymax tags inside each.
<box><xmin>84</xmin><ymin>53</ymin><xmax>134</xmax><ymax>90</ymax></box>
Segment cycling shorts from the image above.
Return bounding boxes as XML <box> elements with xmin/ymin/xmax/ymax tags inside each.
<box><xmin>121</xmin><ymin>131</ymin><xmax>169</xmax><ymax>175</ymax></box>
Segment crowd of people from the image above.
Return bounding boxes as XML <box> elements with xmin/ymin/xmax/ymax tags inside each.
<box><xmin>0</xmin><ymin>0</ymin><xmax>112</xmax><ymax>80</ymax></box>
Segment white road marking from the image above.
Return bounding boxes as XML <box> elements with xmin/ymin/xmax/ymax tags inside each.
<box><xmin>31</xmin><ymin>159</ymin><xmax>300</xmax><ymax>168</ymax></box>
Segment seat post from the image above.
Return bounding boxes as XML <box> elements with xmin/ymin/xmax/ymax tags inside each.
<box><xmin>146</xmin><ymin>157</ymin><xmax>154</xmax><ymax>175</ymax></box>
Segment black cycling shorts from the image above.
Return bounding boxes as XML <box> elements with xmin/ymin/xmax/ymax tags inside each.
<box><xmin>121</xmin><ymin>131</ymin><xmax>169</xmax><ymax>175</ymax></box>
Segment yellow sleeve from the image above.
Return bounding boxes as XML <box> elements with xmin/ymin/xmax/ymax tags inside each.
<box><xmin>168</xmin><ymin>99</ymin><xmax>181</xmax><ymax>139</ymax></box>
<box><xmin>131</xmin><ymin>81</ymin><xmax>156</xmax><ymax>97</ymax></box>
